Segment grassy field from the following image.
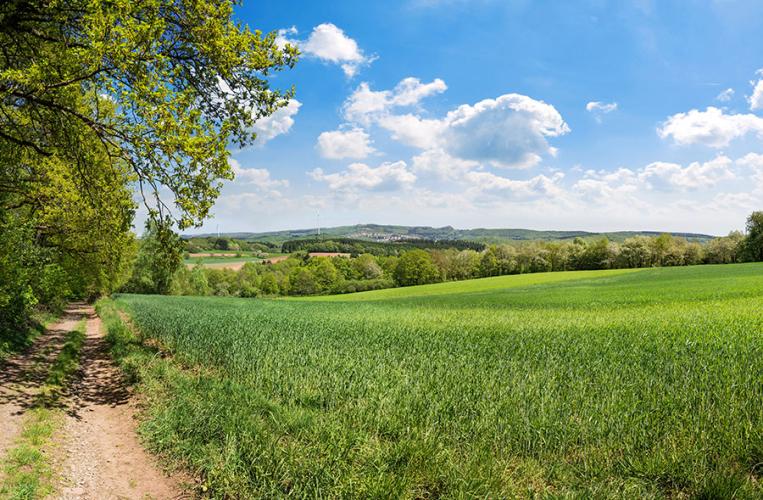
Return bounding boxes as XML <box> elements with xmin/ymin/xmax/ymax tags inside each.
<box><xmin>109</xmin><ymin>263</ymin><xmax>763</xmax><ymax>498</ymax></box>
<box><xmin>183</xmin><ymin>252</ymin><xmax>285</xmax><ymax>264</ymax></box>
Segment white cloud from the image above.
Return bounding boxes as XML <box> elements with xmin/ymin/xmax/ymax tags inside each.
<box><xmin>316</xmin><ymin>128</ymin><xmax>375</xmax><ymax>160</ymax></box>
<box><xmin>342</xmin><ymin>78</ymin><xmax>568</xmax><ymax>169</ymax></box>
<box><xmin>279</xmin><ymin>24</ymin><xmax>374</xmax><ymax>77</ymax></box>
<box><xmin>658</xmin><ymin>106</ymin><xmax>763</xmax><ymax>148</ymax></box>
<box><xmin>463</xmin><ymin>171</ymin><xmax>566</xmax><ymax>200</ymax></box>
<box><xmin>343</xmin><ymin>78</ymin><xmax>447</xmax><ymax>124</ymax></box>
<box><xmin>229</xmin><ymin>159</ymin><xmax>289</xmax><ymax>192</ymax></box>
<box><xmin>309</xmin><ymin>161</ymin><xmax>416</xmax><ymax>194</ymax></box>
<box><xmin>749</xmin><ymin>69</ymin><xmax>763</xmax><ymax>111</ymax></box>
<box><xmin>575</xmin><ymin>155</ymin><xmax>735</xmax><ymax>199</ymax></box>
<box><xmin>716</xmin><ymin>88</ymin><xmax>735</xmax><ymax>102</ymax></box>
<box><xmin>736</xmin><ymin>152</ymin><xmax>763</xmax><ymax>189</ymax></box>
<box><xmin>639</xmin><ymin>155</ymin><xmax>735</xmax><ymax>190</ymax></box>
<box><xmin>411</xmin><ymin>149</ymin><xmax>479</xmax><ymax>180</ymax></box>
<box><xmin>586</xmin><ymin>101</ymin><xmax>618</xmax><ymax>120</ymax></box>
<box><xmin>251</xmin><ymin>99</ymin><xmax>301</xmax><ymax>145</ymax></box>
<box><xmin>376</xmin><ymin>113</ymin><xmax>445</xmax><ymax>149</ymax></box>
<box><xmin>438</xmin><ymin>94</ymin><xmax>569</xmax><ymax>168</ymax></box>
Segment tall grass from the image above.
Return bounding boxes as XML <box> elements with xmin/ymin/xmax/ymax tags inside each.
<box><xmin>111</xmin><ymin>263</ymin><xmax>763</xmax><ymax>498</ymax></box>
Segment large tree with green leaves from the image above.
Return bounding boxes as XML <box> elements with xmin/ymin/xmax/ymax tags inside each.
<box><xmin>1</xmin><ymin>0</ymin><xmax>297</xmax><ymax>227</ymax></box>
<box><xmin>743</xmin><ymin>211</ymin><xmax>763</xmax><ymax>262</ymax></box>
<box><xmin>0</xmin><ymin>0</ymin><xmax>298</xmax><ymax>327</ymax></box>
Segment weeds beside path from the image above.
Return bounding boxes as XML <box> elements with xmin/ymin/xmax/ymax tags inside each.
<box><xmin>0</xmin><ymin>303</ymin><xmax>185</xmax><ymax>499</ymax></box>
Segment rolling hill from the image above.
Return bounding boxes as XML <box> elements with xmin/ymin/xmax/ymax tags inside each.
<box><xmin>186</xmin><ymin>223</ymin><xmax>716</xmax><ymax>245</ymax></box>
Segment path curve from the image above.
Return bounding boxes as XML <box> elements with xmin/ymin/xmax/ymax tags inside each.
<box><xmin>0</xmin><ymin>304</ymin><xmax>87</xmax><ymax>459</ymax></box>
<box><xmin>59</xmin><ymin>305</ymin><xmax>186</xmax><ymax>499</ymax></box>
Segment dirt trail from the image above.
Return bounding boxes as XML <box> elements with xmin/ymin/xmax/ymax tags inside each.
<box><xmin>0</xmin><ymin>304</ymin><xmax>86</xmax><ymax>459</ymax></box>
<box><xmin>58</xmin><ymin>305</ymin><xmax>186</xmax><ymax>500</ymax></box>
<box><xmin>0</xmin><ymin>303</ymin><xmax>186</xmax><ymax>499</ymax></box>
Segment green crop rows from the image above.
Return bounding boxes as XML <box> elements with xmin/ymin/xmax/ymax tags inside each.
<box><xmin>112</xmin><ymin>263</ymin><xmax>763</xmax><ymax>498</ymax></box>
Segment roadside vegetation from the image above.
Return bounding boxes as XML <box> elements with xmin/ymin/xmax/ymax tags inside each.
<box><xmin>129</xmin><ymin>212</ymin><xmax>763</xmax><ymax>299</ymax></box>
<box><xmin>109</xmin><ymin>264</ymin><xmax>763</xmax><ymax>498</ymax></box>
<box><xmin>0</xmin><ymin>322</ymin><xmax>86</xmax><ymax>499</ymax></box>
<box><xmin>0</xmin><ymin>0</ymin><xmax>299</xmax><ymax>350</ymax></box>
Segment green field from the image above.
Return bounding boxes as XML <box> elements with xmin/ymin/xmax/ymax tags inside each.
<box><xmin>183</xmin><ymin>252</ymin><xmax>286</xmax><ymax>267</ymax></box>
<box><xmin>108</xmin><ymin>263</ymin><xmax>763</xmax><ymax>498</ymax></box>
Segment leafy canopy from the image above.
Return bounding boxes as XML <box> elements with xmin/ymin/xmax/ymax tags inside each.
<box><xmin>1</xmin><ymin>0</ymin><xmax>298</xmax><ymax>228</ymax></box>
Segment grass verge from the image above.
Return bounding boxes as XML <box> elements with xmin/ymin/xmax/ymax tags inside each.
<box><xmin>0</xmin><ymin>321</ymin><xmax>86</xmax><ymax>499</ymax></box>
<box><xmin>104</xmin><ymin>263</ymin><xmax>763</xmax><ymax>498</ymax></box>
<box><xmin>0</xmin><ymin>312</ymin><xmax>59</xmax><ymax>365</ymax></box>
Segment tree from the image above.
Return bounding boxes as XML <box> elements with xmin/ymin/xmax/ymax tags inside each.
<box><xmin>479</xmin><ymin>247</ymin><xmax>500</xmax><ymax>277</ymax></box>
<box><xmin>289</xmin><ymin>268</ymin><xmax>318</xmax><ymax>296</ymax></box>
<box><xmin>394</xmin><ymin>250</ymin><xmax>441</xmax><ymax>286</ymax></box>
<box><xmin>123</xmin><ymin>222</ymin><xmax>183</xmax><ymax>295</ymax></box>
<box><xmin>743</xmin><ymin>211</ymin><xmax>763</xmax><ymax>261</ymax></box>
<box><xmin>308</xmin><ymin>258</ymin><xmax>340</xmax><ymax>292</ymax></box>
<box><xmin>1</xmin><ymin>0</ymin><xmax>298</xmax><ymax>229</ymax></box>
<box><xmin>705</xmin><ymin>232</ymin><xmax>744</xmax><ymax>264</ymax></box>
<box><xmin>0</xmin><ymin>0</ymin><xmax>299</xmax><ymax>325</ymax></box>
<box><xmin>618</xmin><ymin>237</ymin><xmax>653</xmax><ymax>268</ymax></box>
<box><xmin>260</xmin><ymin>273</ymin><xmax>279</xmax><ymax>296</ymax></box>
<box><xmin>352</xmin><ymin>254</ymin><xmax>383</xmax><ymax>280</ymax></box>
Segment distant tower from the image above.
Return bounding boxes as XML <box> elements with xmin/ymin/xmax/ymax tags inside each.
<box><xmin>317</xmin><ymin>210</ymin><xmax>321</xmax><ymax>236</ymax></box>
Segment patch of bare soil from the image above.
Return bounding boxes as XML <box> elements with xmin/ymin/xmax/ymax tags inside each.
<box><xmin>0</xmin><ymin>304</ymin><xmax>87</xmax><ymax>459</ymax></box>
<box><xmin>58</xmin><ymin>307</ymin><xmax>187</xmax><ymax>499</ymax></box>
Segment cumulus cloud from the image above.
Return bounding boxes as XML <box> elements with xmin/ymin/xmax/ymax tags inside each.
<box><xmin>309</xmin><ymin>161</ymin><xmax>416</xmax><ymax>194</ymax></box>
<box><xmin>586</xmin><ymin>101</ymin><xmax>618</xmax><ymax>122</ymax></box>
<box><xmin>749</xmin><ymin>69</ymin><xmax>763</xmax><ymax>111</ymax></box>
<box><xmin>737</xmin><ymin>152</ymin><xmax>763</xmax><ymax>188</ymax></box>
<box><xmin>229</xmin><ymin>159</ymin><xmax>289</xmax><ymax>192</ymax></box>
<box><xmin>574</xmin><ymin>155</ymin><xmax>735</xmax><ymax>200</ymax></box>
<box><xmin>658</xmin><ymin>106</ymin><xmax>763</xmax><ymax>148</ymax></box>
<box><xmin>278</xmin><ymin>24</ymin><xmax>374</xmax><ymax>77</ymax></box>
<box><xmin>716</xmin><ymin>88</ymin><xmax>735</xmax><ymax>102</ymax></box>
<box><xmin>639</xmin><ymin>156</ymin><xmax>735</xmax><ymax>190</ymax></box>
<box><xmin>411</xmin><ymin>149</ymin><xmax>479</xmax><ymax>180</ymax></box>
<box><xmin>316</xmin><ymin>128</ymin><xmax>375</xmax><ymax>160</ymax></box>
<box><xmin>438</xmin><ymin>94</ymin><xmax>569</xmax><ymax>168</ymax></box>
<box><xmin>342</xmin><ymin>78</ymin><xmax>447</xmax><ymax>124</ymax></box>
<box><xmin>376</xmin><ymin>113</ymin><xmax>444</xmax><ymax>149</ymax></box>
<box><xmin>341</xmin><ymin>78</ymin><xmax>569</xmax><ymax>169</ymax></box>
<box><xmin>251</xmin><ymin>99</ymin><xmax>301</xmax><ymax>145</ymax></box>
<box><xmin>464</xmin><ymin>171</ymin><xmax>566</xmax><ymax>199</ymax></box>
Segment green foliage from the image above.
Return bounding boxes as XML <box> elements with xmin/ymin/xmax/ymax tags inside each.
<box><xmin>0</xmin><ymin>0</ymin><xmax>298</xmax><ymax>229</ymax></box>
<box><xmin>281</xmin><ymin>237</ymin><xmax>485</xmax><ymax>255</ymax></box>
<box><xmin>162</xmin><ymin>215</ymin><xmax>762</xmax><ymax>300</ymax></box>
<box><xmin>743</xmin><ymin>211</ymin><xmax>763</xmax><ymax>261</ymax></box>
<box><xmin>393</xmin><ymin>250</ymin><xmax>441</xmax><ymax>286</ymax></box>
<box><xmin>0</xmin><ymin>0</ymin><xmax>298</xmax><ymax>329</ymax></box>
<box><xmin>112</xmin><ymin>263</ymin><xmax>763</xmax><ymax>497</ymax></box>
<box><xmin>123</xmin><ymin>222</ymin><xmax>183</xmax><ymax>295</ymax></box>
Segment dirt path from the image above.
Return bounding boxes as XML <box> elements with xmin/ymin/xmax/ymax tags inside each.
<box><xmin>0</xmin><ymin>304</ymin><xmax>86</xmax><ymax>459</ymax></box>
<box><xmin>0</xmin><ymin>303</ymin><xmax>186</xmax><ymax>499</ymax></box>
<box><xmin>58</xmin><ymin>305</ymin><xmax>186</xmax><ymax>500</ymax></box>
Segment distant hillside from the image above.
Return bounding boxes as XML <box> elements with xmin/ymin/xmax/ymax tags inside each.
<box><xmin>186</xmin><ymin>224</ymin><xmax>716</xmax><ymax>245</ymax></box>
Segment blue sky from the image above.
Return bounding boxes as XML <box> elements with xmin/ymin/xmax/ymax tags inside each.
<box><xmin>184</xmin><ymin>0</ymin><xmax>763</xmax><ymax>235</ymax></box>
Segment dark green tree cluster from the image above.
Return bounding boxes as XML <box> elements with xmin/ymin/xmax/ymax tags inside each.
<box><xmin>1</xmin><ymin>0</ymin><xmax>297</xmax><ymax>338</ymax></box>
<box><xmin>281</xmin><ymin>237</ymin><xmax>485</xmax><ymax>255</ymax></box>
<box><xmin>162</xmin><ymin>212</ymin><xmax>763</xmax><ymax>299</ymax></box>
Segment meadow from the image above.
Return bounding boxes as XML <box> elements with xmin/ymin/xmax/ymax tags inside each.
<box><xmin>106</xmin><ymin>263</ymin><xmax>763</xmax><ymax>498</ymax></box>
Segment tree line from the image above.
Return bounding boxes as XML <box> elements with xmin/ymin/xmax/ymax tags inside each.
<box><xmin>124</xmin><ymin>212</ymin><xmax>763</xmax><ymax>298</ymax></box>
<box><xmin>0</xmin><ymin>0</ymin><xmax>298</xmax><ymax>346</ymax></box>
<box><xmin>281</xmin><ymin>237</ymin><xmax>486</xmax><ymax>255</ymax></box>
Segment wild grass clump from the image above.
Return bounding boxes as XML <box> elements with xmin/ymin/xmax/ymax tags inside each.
<box><xmin>111</xmin><ymin>263</ymin><xmax>763</xmax><ymax>498</ymax></box>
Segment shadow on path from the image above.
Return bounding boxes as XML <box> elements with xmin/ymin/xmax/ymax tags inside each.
<box><xmin>0</xmin><ymin>304</ymin><xmax>91</xmax><ymax>415</ymax></box>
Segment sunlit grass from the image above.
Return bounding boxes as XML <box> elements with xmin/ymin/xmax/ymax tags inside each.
<box><xmin>110</xmin><ymin>263</ymin><xmax>763</xmax><ymax>498</ymax></box>
<box><xmin>0</xmin><ymin>322</ymin><xmax>85</xmax><ymax>499</ymax></box>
